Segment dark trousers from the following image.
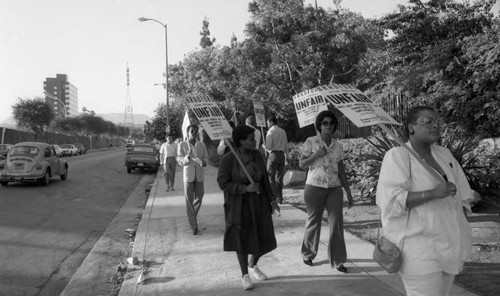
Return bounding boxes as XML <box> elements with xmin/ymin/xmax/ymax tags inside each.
<box><xmin>267</xmin><ymin>151</ymin><xmax>285</xmax><ymax>203</ymax></box>
<box><xmin>164</xmin><ymin>157</ymin><xmax>176</xmax><ymax>189</ymax></box>
<box><xmin>184</xmin><ymin>180</ymin><xmax>204</xmax><ymax>231</ymax></box>
<box><xmin>301</xmin><ymin>185</ymin><xmax>346</xmax><ymax>267</ymax></box>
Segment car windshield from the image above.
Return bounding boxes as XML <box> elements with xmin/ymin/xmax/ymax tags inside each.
<box><xmin>133</xmin><ymin>146</ymin><xmax>154</xmax><ymax>153</ymax></box>
<box><xmin>10</xmin><ymin>146</ymin><xmax>39</xmax><ymax>157</ymax></box>
<box><xmin>60</xmin><ymin>144</ymin><xmax>72</xmax><ymax>148</ymax></box>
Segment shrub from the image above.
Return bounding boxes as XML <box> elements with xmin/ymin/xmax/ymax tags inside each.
<box><xmin>341</xmin><ymin>128</ymin><xmax>399</xmax><ymax>203</ymax></box>
<box><xmin>344</xmin><ymin>124</ymin><xmax>500</xmax><ymax>204</ymax></box>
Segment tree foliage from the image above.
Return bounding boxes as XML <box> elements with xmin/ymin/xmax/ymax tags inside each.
<box><xmin>53</xmin><ymin>114</ymin><xmax>130</xmax><ymax>137</ymax></box>
<box><xmin>12</xmin><ymin>97</ymin><xmax>54</xmax><ymax>138</ymax></box>
<box><xmin>166</xmin><ymin>0</ymin><xmax>380</xmax><ymax>142</ymax></box>
<box><xmin>377</xmin><ymin>0</ymin><xmax>498</xmax><ymax>137</ymax></box>
<box><xmin>199</xmin><ymin>17</ymin><xmax>215</xmax><ymax>48</ymax></box>
<box><xmin>156</xmin><ymin>0</ymin><xmax>500</xmax><ymax>141</ymax></box>
<box><xmin>143</xmin><ymin>100</ymin><xmax>188</xmax><ymax>142</ymax></box>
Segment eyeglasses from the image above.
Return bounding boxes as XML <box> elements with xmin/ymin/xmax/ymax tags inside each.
<box><xmin>189</xmin><ymin>129</ymin><xmax>199</xmax><ymax>134</ymax></box>
<box><xmin>411</xmin><ymin>118</ymin><xmax>444</xmax><ymax>128</ymax></box>
<box><xmin>321</xmin><ymin>121</ymin><xmax>335</xmax><ymax>126</ymax></box>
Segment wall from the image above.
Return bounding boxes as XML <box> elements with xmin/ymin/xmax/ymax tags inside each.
<box><xmin>0</xmin><ymin>127</ymin><xmax>120</xmax><ymax>150</ymax></box>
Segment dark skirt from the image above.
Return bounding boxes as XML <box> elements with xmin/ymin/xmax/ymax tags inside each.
<box><xmin>223</xmin><ymin>191</ymin><xmax>277</xmax><ymax>255</ymax></box>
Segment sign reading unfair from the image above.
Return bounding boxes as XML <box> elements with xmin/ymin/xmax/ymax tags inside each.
<box><xmin>186</xmin><ymin>95</ymin><xmax>233</xmax><ymax>140</ymax></box>
<box><xmin>253</xmin><ymin>102</ymin><xmax>266</xmax><ymax>127</ymax></box>
<box><xmin>293</xmin><ymin>92</ymin><xmax>329</xmax><ymax>128</ymax></box>
<box><xmin>293</xmin><ymin>84</ymin><xmax>400</xmax><ymax>127</ymax></box>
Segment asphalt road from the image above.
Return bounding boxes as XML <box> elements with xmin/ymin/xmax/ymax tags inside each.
<box><xmin>0</xmin><ymin>149</ymin><xmax>147</xmax><ymax>296</ymax></box>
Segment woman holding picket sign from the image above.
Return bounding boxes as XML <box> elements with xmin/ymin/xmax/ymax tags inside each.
<box><xmin>217</xmin><ymin>125</ymin><xmax>277</xmax><ymax>291</ymax></box>
<box><xmin>377</xmin><ymin>106</ymin><xmax>473</xmax><ymax>296</ymax></box>
<box><xmin>299</xmin><ymin>110</ymin><xmax>353</xmax><ymax>272</ymax></box>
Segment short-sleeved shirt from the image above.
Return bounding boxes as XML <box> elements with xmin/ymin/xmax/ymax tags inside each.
<box><xmin>300</xmin><ymin>135</ymin><xmax>344</xmax><ymax>188</ymax></box>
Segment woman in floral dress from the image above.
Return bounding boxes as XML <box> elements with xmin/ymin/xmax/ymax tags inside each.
<box><xmin>299</xmin><ymin>110</ymin><xmax>353</xmax><ymax>272</ymax></box>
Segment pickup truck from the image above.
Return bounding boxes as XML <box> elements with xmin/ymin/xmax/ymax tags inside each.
<box><xmin>125</xmin><ymin>144</ymin><xmax>160</xmax><ymax>174</ymax></box>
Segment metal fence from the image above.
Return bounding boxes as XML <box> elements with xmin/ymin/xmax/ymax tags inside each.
<box><xmin>379</xmin><ymin>92</ymin><xmax>410</xmax><ymax>125</ymax></box>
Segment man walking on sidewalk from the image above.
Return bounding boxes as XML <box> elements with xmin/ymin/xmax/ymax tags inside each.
<box><xmin>177</xmin><ymin>124</ymin><xmax>209</xmax><ymax>235</ymax></box>
<box><xmin>263</xmin><ymin>115</ymin><xmax>288</xmax><ymax>204</ymax></box>
<box><xmin>160</xmin><ymin>134</ymin><xmax>178</xmax><ymax>191</ymax></box>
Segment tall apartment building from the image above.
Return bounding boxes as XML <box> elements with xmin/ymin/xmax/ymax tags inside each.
<box><xmin>43</xmin><ymin>74</ymin><xmax>78</xmax><ymax>118</ymax></box>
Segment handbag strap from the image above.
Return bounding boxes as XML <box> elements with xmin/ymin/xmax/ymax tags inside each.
<box><xmin>377</xmin><ymin>151</ymin><xmax>412</xmax><ymax>252</ymax></box>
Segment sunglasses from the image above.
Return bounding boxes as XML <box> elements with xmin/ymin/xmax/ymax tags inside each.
<box><xmin>189</xmin><ymin>129</ymin><xmax>199</xmax><ymax>134</ymax></box>
<box><xmin>411</xmin><ymin>118</ymin><xmax>444</xmax><ymax>128</ymax></box>
<box><xmin>321</xmin><ymin>121</ymin><xmax>335</xmax><ymax>126</ymax></box>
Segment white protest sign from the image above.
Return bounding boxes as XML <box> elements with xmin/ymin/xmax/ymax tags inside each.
<box><xmin>186</xmin><ymin>95</ymin><xmax>233</xmax><ymax>140</ymax></box>
<box><xmin>294</xmin><ymin>84</ymin><xmax>400</xmax><ymax>127</ymax></box>
<box><xmin>253</xmin><ymin>102</ymin><xmax>266</xmax><ymax>127</ymax></box>
<box><xmin>292</xmin><ymin>92</ymin><xmax>329</xmax><ymax>128</ymax></box>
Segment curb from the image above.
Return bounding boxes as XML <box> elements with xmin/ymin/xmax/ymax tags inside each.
<box><xmin>60</xmin><ymin>174</ymin><xmax>155</xmax><ymax>296</ymax></box>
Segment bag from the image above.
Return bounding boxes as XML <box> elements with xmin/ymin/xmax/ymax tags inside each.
<box><xmin>373</xmin><ymin>236</ymin><xmax>402</xmax><ymax>273</ymax></box>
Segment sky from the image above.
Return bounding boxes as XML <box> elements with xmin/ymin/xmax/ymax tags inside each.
<box><xmin>0</xmin><ymin>0</ymin><xmax>409</xmax><ymax>124</ymax></box>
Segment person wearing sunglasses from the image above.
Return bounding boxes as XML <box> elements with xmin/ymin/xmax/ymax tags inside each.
<box><xmin>299</xmin><ymin>110</ymin><xmax>353</xmax><ymax>273</ymax></box>
<box><xmin>177</xmin><ymin>124</ymin><xmax>209</xmax><ymax>235</ymax></box>
<box><xmin>376</xmin><ymin>106</ymin><xmax>473</xmax><ymax>296</ymax></box>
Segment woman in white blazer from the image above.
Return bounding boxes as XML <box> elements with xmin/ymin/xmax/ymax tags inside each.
<box><xmin>376</xmin><ymin>106</ymin><xmax>473</xmax><ymax>296</ymax></box>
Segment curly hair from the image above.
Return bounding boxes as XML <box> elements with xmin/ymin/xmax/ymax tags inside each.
<box><xmin>315</xmin><ymin>110</ymin><xmax>338</xmax><ymax>133</ymax></box>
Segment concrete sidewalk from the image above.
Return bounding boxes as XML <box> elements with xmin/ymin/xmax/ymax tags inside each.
<box><xmin>118</xmin><ymin>165</ymin><xmax>477</xmax><ymax>296</ymax></box>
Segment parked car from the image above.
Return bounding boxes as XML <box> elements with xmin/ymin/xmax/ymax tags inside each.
<box><xmin>73</xmin><ymin>143</ymin><xmax>87</xmax><ymax>155</ymax></box>
<box><xmin>59</xmin><ymin>144</ymin><xmax>78</xmax><ymax>156</ymax></box>
<box><xmin>125</xmin><ymin>140</ymin><xmax>135</xmax><ymax>151</ymax></box>
<box><xmin>0</xmin><ymin>142</ymin><xmax>68</xmax><ymax>186</ymax></box>
<box><xmin>0</xmin><ymin>144</ymin><xmax>13</xmax><ymax>157</ymax></box>
<box><xmin>51</xmin><ymin>144</ymin><xmax>63</xmax><ymax>158</ymax></box>
<box><xmin>125</xmin><ymin>144</ymin><xmax>160</xmax><ymax>174</ymax></box>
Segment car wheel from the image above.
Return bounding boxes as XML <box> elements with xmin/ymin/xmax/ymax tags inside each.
<box><xmin>127</xmin><ymin>167</ymin><xmax>131</xmax><ymax>174</ymax></box>
<box><xmin>0</xmin><ymin>181</ymin><xmax>8</xmax><ymax>186</ymax></box>
<box><xmin>60</xmin><ymin>166</ymin><xmax>68</xmax><ymax>180</ymax></box>
<box><xmin>40</xmin><ymin>170</ymin><xmax>50</xmax><ymax>186</ymax></box>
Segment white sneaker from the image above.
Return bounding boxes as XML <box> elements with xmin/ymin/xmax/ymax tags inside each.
<box><xmin>242</xmin><ymin>274</ymin><xmax>253</xmax><ymax>290</ymax></box>
<box><xmin>248</xmin><ymin>265</ymin><xmax>268</xmax><ymax>281</ymax></box>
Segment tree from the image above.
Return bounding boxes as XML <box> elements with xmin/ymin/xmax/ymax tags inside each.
<box><xmin>12</xmin><ymin>97</ymin><xmax>54</xmax><ymax>139</ymax></box>
<box><xmin>144</xmin><ymin>100</ymin><xmax>187</xmax><ymax>141</ymax></box>
<box><xmin>53</xmin><ymin>116</ymin><xmax>83</xmax><ymax>135</ymax></box>
<box><xmin>199</xmin><ymin>17</ymin><xmax>216</xmax><ymax>48</ymax></box>
<box><xmin>375</xmin><ymin>0</ymin><xmax>497</xmax><ymax>137</ymax></box>
<box><xmin>167</xmin><ymin>0</ymin><xmax>381</xmax><ymax>141</ymax></box>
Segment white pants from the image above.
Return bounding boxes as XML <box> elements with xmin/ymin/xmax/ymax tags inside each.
<box><xmin>401</xmin><ymin>272</ymin><xmax>455</xmax><ymax>296</ymax></box>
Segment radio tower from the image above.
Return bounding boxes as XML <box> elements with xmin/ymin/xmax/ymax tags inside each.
<box><xmin>123</xmin><ymin>62</ymin><xmax>134</xmax><ymax>126</ymax></box>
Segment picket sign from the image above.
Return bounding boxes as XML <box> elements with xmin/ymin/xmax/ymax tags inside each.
<box><xmin>185</xmin><ymin>95</ymin><xmax>255</xmax><ymax>185</ymax></box>
<box><xmin>293</xmin><ymin>84</ymin><xmax>442</xmax><ymax>182</ymax></box>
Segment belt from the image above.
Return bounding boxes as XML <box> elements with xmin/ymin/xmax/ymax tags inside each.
<box><xmin>271</xmin><ymin>150</ymin><xmax>284</xmax><ymax>153</ymax></box>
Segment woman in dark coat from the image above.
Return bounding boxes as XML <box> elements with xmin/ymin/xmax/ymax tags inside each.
<box><xmin>217</xmin><ymin>125</ymin><xmax>277</xmax><ymax>291</ymax></box>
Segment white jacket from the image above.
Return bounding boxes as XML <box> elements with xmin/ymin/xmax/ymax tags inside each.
<box><xmin>376</xmin><ymin>144</ymin><xmax>473</xmax><ymax>275</ymax></box>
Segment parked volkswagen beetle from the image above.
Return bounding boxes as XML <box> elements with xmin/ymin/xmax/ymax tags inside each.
<box><xmin>0</xmin><ymin>142</ymin><xmax>68</xmax><ymax>186</ymax></box>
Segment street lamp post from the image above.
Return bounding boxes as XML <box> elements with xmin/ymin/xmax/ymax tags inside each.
<box><xmin>138</xmin><ymin>17</ymin><xmax>170</xmax><ymax>133</ymax></box>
